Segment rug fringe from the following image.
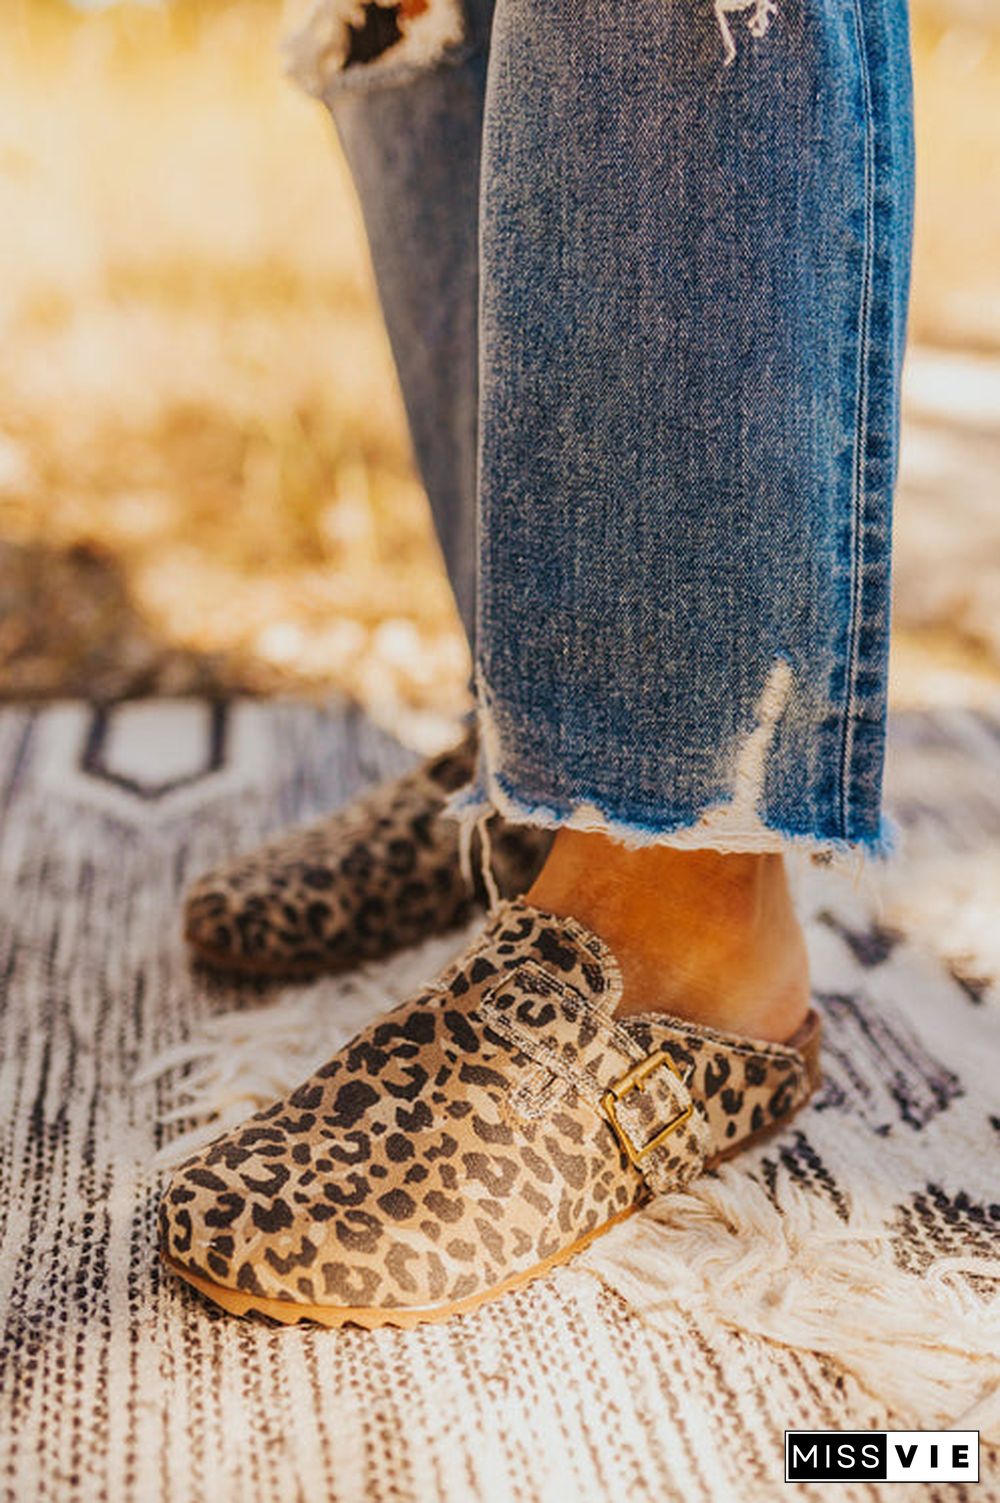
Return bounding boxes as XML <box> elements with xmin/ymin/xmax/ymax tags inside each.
<box><xmin>580</xmin><ymin>1165</ymin><xmax>1000</xmax><ymax>1439</ymax></box>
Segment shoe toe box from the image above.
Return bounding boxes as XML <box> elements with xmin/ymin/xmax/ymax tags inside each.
<box><xmin>183</xmin><ymin>848</ymin><xmax>342</xmax><ymax>972</ymax></box>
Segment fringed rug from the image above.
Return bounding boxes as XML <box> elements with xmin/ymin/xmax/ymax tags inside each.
<box><xmin>1</xmin><ymin>697</ymin><xmax>998</xmax><ymax>1503</ymax></box>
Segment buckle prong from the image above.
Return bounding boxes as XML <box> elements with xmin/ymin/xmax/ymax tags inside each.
<box><xmin>601</xmin><ymin>1051</ymin><xmax>692</xmax><ymax>1166</ymax></box>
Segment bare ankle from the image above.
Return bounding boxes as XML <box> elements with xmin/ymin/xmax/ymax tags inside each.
<box><xmin>528</xmin><ymin>830</ymin><xmax>810</xmax><ymax>1043</ymax></box>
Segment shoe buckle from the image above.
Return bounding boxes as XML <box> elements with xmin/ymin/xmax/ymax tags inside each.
<box><xmin>601</xmin><ymin>1051</ymin><xmax>693</xmax><ymax>1166</ymax></box>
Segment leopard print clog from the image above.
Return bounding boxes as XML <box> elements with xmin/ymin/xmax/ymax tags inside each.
<box><xmin>183</xmin><ymin>729</ymin><xmax>552</xmax><ymax>978</ymax></box>
<box><xmin>160</xmin><ymin>898</ymin><xmax>822</xmax><ymax>1327</ymax></box>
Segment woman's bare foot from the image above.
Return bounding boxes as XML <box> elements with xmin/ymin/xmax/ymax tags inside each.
<box><xmin>527</xmin><ymin>831</ymin><xmax>810</xmax><ymax>1043</ymax></box>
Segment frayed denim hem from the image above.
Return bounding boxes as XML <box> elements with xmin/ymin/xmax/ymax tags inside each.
<box><xmin>450</xmin><ymin>661</ymin><xmax>899</xmax><ymax>877</ymax></box>
<box><xmin>445</xmin><ymin>775</ymin><xmax>898</xmax><ymax>879</ymax></box>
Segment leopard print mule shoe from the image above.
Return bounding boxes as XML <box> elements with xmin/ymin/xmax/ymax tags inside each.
<box><xmin>161</xmin><ymin>897</ymin><xmax>822</xmax><ymax>1328</ymax></box>
<box><xmin>183</xmin><ymin>729</ymin><xmax>552</xmax><ymax>978</ymax></box>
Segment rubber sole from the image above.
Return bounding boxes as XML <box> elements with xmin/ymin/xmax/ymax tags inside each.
<box><xmin>162</xmin><ymin>1202</ymin><xmax>640</xmax><ymax>1329</ymax></box>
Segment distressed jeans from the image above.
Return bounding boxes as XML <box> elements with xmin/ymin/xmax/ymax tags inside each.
<box><xmin>286</xmin><ymin>0</ymin><xmax>914</xmax><ymax>860</ymax></box>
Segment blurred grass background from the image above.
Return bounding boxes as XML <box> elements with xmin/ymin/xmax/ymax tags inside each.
<box><xmin>0</xmin><ymin>0</ymin><xmax>998</xmax><ymax>747</ymax></box>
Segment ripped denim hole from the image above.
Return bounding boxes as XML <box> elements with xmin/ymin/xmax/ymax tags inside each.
<box><xmin>714</xmin><ymin>0</ymin><xmax>779</xmax><ymax>65</ymax></box>
<box><xmin>284</xmin><ymin>0</ymin><xmax>466</xmax><ymax>97</ymax></box>
<box><xmin>344</xmin><ymin>3</ymin><xmax>406</xmax><ymax>66</ymax></box>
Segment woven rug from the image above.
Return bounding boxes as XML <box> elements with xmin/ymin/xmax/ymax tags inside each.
<box><xmin>1</xmin><ymin>697</ymin><xmax>998</xmax><ymax>1503</ymax></box>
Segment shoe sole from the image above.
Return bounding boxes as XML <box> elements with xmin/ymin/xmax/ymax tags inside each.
<box><xmin>162</xmin><ymin>1201</ymin><xmax>640</xmax><ymax>1329</ymax></box>
<box><xmin>185</xmin><ymin>918</ymin><xmax>475</xmax><ymax>983</ymax></box>
<box><xmin>162</xmin><ymin>1062</ymin><xmax>819</xmax><ymax>1330</ymax></box>
<box><xmin>186</xmin><ymin>934</ymin><xmax>348</xmax><ymax>981</ymax></box>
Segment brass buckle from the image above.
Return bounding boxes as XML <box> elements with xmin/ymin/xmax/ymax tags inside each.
<box><xmin>601</xmin><ymin>1052</ymin><xmax>692</xmax><ymax>1166</ymax></box>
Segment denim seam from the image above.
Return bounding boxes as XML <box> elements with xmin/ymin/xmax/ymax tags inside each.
<box><xmin>840</xmin><ymin>0</ymin><xmax>877</xmax><ymax>844</ymax></box>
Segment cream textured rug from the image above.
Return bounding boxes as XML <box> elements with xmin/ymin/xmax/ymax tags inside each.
<box><xmin>1</xmin><ymin>697</ymin><xmax>999</xmax><ymax>1503</ymax></box>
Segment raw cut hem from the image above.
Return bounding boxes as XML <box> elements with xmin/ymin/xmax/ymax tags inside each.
<box><xmin>444</xmin><ymin>774</ymin><xmax>899</xmax><ymax>876</ymax></box>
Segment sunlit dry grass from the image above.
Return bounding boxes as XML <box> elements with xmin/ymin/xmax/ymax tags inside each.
<box><xmin>0</xmin><ymin>0</ymin><xmax>470</xmax><ymax>743</ymax></box>
<box><xmin>0</xmin><ymin>0</ymin><xmax>997</xmax><ymax>743</ymax></box>
<box><xmin>909</xmin><ymin>5</ymin><xmax>1000</xmax><ymax>349</ymax></box>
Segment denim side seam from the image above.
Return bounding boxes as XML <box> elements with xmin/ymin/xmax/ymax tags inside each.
<box><xmin>446</xmin><ymin>666</ymin><xmax>897</xmax><ymax>873</ymax></box>
<box><xmin>283</xmin><ymin>0</ymin><xmax>478</xmax><ymax>100</ymax></box>
<box><xmin>836</xmin><ymin>0</ymin><xmax>912</xmax><ymax>853</ymax></box>
<box><xmin>839</xmin><ymin>0</ymin><xmax>878</xmax><ymax>849</ymax></box>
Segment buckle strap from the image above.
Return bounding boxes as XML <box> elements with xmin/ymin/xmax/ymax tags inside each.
<box><xmin>480</xmin><ymin>964</ymin><xmax>710</xmax><ymax>1194</ymax></box>
<box><xmin>601</xmin><ymin>1051</ymin><xmax>693</xmax><ymax>1166</ymax></box>
<box><xmin>599</xmin><ymin>1046</ymin><xmax>710</xmax><ymax>1192</ymax></box>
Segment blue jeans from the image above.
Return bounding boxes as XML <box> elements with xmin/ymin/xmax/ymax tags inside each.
<box><xmin>287</xmin><ymin>0</ymin><xmax>914</xmax><ymax>860</ymax></box>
